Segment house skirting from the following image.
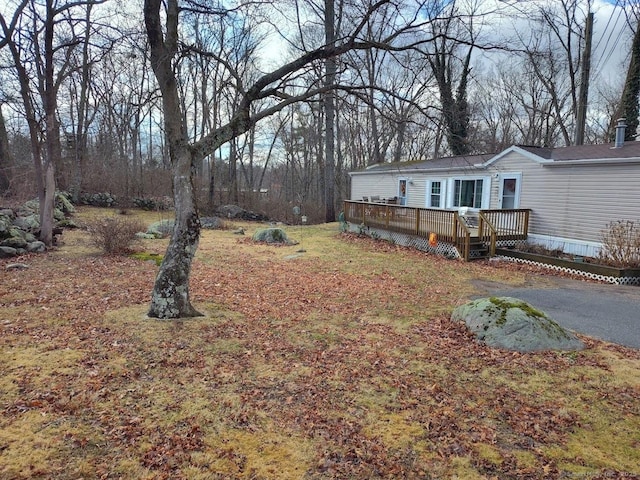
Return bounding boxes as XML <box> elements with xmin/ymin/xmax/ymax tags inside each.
<box><xmin>346</xmin><ymin>223</ymin><xmax>460</xmax><ymax>259</ymax></box>
<box><xmin>527</xmin><ymin>233</ymin><xmax>601</xmax><ymax>258</ymax></box>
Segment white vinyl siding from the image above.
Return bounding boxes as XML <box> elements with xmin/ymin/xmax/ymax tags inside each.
<box><xmin>490</xmin><ymin>151</ymin><xmax>640</xmax><ymax>246</ymax></box>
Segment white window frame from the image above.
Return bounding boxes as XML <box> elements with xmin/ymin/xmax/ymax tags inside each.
<box><xmin>426</xmin><ymin>179</ymin><xmax>446</xmax><ymax>208</ymax></box>
<box><xmin>446</xmin><ymin>176</ymin><xmax>491</xmax><ymax>210</ymax></box>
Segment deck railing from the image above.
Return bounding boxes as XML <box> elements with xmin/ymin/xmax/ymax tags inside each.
<box><xmin>343</xmin><ymin>200</ymin><xmax>530</xmax><ymax>260</ymax></box>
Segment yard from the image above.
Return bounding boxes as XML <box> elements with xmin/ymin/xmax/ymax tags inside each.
<box><xmin>1</xmin><ymin>207</ymin><xmax>639</xmax><ymax>479</ymax></box>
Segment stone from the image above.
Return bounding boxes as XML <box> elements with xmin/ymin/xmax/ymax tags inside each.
<box><xmin>452</xmin><ymin>296</ymin><xmax>584</xmax><ymax>352</ymax></box>
<box><xmin>200</xmin><ymin>216</ymin><xmax>223</xmax><ymax>229</ymax></box>
<box><xmin>13</xmin><ymin>214</ymin><xmax>40</xmax><ymax>232</ymax></box>
<box><xmin>6</xmin><ymin>263</ymin><xmax>29</xmax><ymax>270</ymax></box>
<box><xmin>0</xmin><ymin>213</ymin><xmax>12</xmax><ymax>235</ymax></box>
<box><xmin>147</xmin><ymin>220</ymin><xmax>174</xmax><ymax>238</ymax></box>
<box><xmin>0</xmin><ymin>246</ymin><xmax>17</xmax><ymax>258</ymax></box>
<box><xmin>27</xmin><ymin>241</ymin><xmax>46</xmax><ymax>253</ymax></box>
<box><xmin>252</xmin><ymin>227</ymin><xmax>295</xmax><ymax>245</ymax></box>
<box><xmin>1</xmin><ymin>230</ymin><xmax>27</xmax><ymax>249</ymax></box>
<box><xmin>215</xmin><ymin>204</ymin><xmax>269</xmax><ymax>221</ymax></box>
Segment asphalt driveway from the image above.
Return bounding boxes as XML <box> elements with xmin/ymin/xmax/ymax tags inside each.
<box><xmin>471</xmin><ymin>277</ymin><xmax>640</xmax><ymax>350</ymax></box>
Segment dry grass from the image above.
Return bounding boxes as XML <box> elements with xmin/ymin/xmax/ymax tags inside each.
<box><xmin>0</xmin><ymin>207</ymin><xmax>639</xmax><ymax>479</ymax></box>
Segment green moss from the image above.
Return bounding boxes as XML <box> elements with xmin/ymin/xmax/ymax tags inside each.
<box><xmin>487</xmin><ymin>296</ymin><xmax>546</xmax><ymax>326</ymax></box>
<box><xmin>130</xmin><ymin>252</ymin><xmax>163</xmax><ymax>266</ymax></box>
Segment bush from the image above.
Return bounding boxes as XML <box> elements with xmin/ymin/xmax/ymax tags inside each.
<box><xmin>599</xmin><ymin>220</ymin><xmax>640</xmax><ymax>268</ymax></box>
<box><xmin>88</xmin><ymin>216</ymin><xmax>145</xmax><ymax>254</ymax></box>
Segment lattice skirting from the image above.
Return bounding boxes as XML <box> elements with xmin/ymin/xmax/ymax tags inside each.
<box><xmin>346</xmin><ymin>223</ymin><xmax>460</xmax><ymax>259</ymax></box>
<box><xmin>496</xmin><ymin>255</ymin><xmax>640</xmax><ymax>286</ymax></box>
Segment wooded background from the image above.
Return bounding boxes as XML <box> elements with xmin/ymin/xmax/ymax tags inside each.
<box><xmin>1</xmin><ymin>0</ymin><xmax>637</xmax><ymax>224</ymax></box>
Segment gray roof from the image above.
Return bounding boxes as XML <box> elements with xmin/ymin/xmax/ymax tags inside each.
<box><xmin>353</xmin><ymin>141</ymin><xmax>640</xmax><ymax>175</ymax></box>
<box><xmin>361</xmin><ymin>153</ymin><xmax>494</xmax><ymax>172</ymax></box>
<box><xmin>517</xmin><ymin>141</ymin><xmax>640</xmax><ymax>161</ymax></box>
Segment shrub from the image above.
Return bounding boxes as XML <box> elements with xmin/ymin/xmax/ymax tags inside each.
<box><xmin>88</xmin><ymin>216</ymin><xmax>145</xmax><ymax>254</ymax></box>
<box><xmin>599</xmin><ymin>220</ymin><xmax>640</xmax><ymax>268</ymax></box>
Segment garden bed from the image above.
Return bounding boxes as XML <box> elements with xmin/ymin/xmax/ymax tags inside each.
<box><xmin>496</xmin><ymin>247</ymin><xmax>640</xmax><ymax>285</ymax></box>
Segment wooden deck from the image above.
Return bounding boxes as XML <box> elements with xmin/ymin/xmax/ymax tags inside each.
<box><xmin>343</xmin><ymin>201</ymin><xmax>530</xmax><ymax>261</ymax></box>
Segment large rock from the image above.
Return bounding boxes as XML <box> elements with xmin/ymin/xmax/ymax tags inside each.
<box><xmin>13</xmin><ymin>214</ymin><xmax>39</xmax><ymax>233</ymax></box>
<box><xmin>0</xmin><ymin>246</ymin><xmax>17</xmax><ymax>258</ymax></box>
<box><xmin>215</xmin><ymin>205</ymin><xmax>269</xmax><ymax>221</ymax></box>
<box><xmin>452</xmin><ymin>296</ymin><xmax>584</xmax><ymax>352</ymax></box>
<box><xmin>27</xmin><ymin>241</ymin><xmax>46</xmax><ymax>253</ymax></box>
<box><xmin>0</xmin><ymin>228</ymin><xmax>27</xmax><ymax>248</ymax></box>
<box><xmin>252</xmin><ymin>227</ymin><xmax>295</xmax><ymax>245</ymax></box>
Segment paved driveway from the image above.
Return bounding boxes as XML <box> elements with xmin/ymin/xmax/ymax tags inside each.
<box><xmin>471</xmin><ymin>277</ymin><xmax>640</xmax><ymax>350</ymax></box>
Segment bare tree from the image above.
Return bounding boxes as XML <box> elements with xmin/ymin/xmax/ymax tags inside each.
<box><xmin>143</xmin><ymin>0</ymin><xmax>436</xmax><ymax>318</ymax></box>
<box><xmin>0</xmin><ymin>0</ymin><xmax>105</xmax><ymax>245</ymax></box>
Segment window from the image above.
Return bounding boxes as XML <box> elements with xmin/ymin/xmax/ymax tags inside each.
<box><xmin>454</xmin><ymin>179</ymin><xmax>483</xmax><ymax>208</ymax></box>
<box><xmin>430</xmin><ymin>181</ymin><xmax>441</xmax><ymax>207</ymax></box>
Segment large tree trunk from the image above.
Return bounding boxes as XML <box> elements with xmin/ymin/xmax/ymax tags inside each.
<box><xmin>324</xmin><ymin>0</ymin><xmax>336</xmax><ymax>222</ymax></box>
<box><xmin>148</xmin><ymin>147</ymin><xmax>203</xmax><ymax>318</ymax></box>
<box><xmin>145</xmin><ymin>0</ymin><xmax>203</xmax><ymax>318</ymax></box>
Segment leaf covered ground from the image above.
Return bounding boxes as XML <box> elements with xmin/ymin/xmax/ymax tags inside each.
<box><xmin>1</xmin><ymin>208</ymin><xmax>639</xmax><ymax>479</ymax></box>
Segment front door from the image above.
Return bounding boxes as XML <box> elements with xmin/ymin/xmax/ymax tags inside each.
<box><xmin>398</xmin><ymin>179</ymin><xmax>407</xmax><ymax>205</ymax></box>
<box><xmin>500</xmin><ymin>176</ymin><xmax>519</xmax><ymax>209</ymax></box>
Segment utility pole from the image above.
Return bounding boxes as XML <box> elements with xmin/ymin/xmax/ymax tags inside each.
<box><xmin>575</xmin><ymin>12</ymin><xmax>593</xmax><ymax>145</ymax></box>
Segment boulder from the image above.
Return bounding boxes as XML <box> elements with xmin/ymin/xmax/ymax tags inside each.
<box><xmin>215</xmin><ymin>205</ymin><xmax>269</xmax><ymax>221</ymax></box>
<box><xmin>27</xmin><ymin>241</ymin><xmax>46</xmax><ymax>253</ymax></box>
<box><xmin>13</xmin><ymin>214</ymin><xmax>39</xmax><ymax>233</ymax></box>
<box><xmin>452</xmin><ymin>296</ymin><xmax>584</xmax><ymax>352</ymax></box>
<box><xmin>0</xmin><ymin>213</ymin><xmax>12</xmax><ymax>236</ymax></box>
<box><xmin>252</xmin><ymin>227</ymin><xmax>295</xmax><ymax>245</ymax></box>
<box><xmin>200</xmin><ymin>216</ymin><xmax>224</xmax><ymax>229</ymax></box>
<box><xmin>0</xmin><ymin>246</ymin><xmax>17</xmax><ymax>258</ymax></box>
<box><xmin>147</xmin><ymin>219</ymin><xmax>174</xmax><ymax>238</ymax></box>
<box><xmin>1</xmin><ymin>228</ymin><xmax>27</xmax><ymax>249</ymax></box>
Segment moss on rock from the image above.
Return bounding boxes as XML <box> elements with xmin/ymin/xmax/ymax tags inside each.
<box><xmin>452</xmin><ymin>296</ymin><xmax>584</xmax><ymax>352</ymax></box>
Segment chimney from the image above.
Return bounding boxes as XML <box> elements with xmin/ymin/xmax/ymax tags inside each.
<box><xmin>614</xmin><ymin>118</ymin><xmax>627</xmax><ymax>148</ymax></box>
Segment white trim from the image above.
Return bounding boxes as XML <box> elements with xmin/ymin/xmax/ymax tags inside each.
<box><xmin>527</xmin><ymin>233</ymin><xmax>602</xmax><ymax>257</ymax></box>
<box><xmin>349</xmin><ymin>165</ymin><xmax>486</xmax><ymax>176</ymax></box>
<box><xmin>484</xmin><ymin>146</ymin><xmax>550</xmax><ymax>166</ymax></box>
<box><xmin>425</xmin><ymin>178</ymin><xmax>446</xmax><ymax>208</ymax></box>
<box><xmin>447</xmin><ymin>175</ymin><xmax>491</xmax><ymax>209</ymax></box>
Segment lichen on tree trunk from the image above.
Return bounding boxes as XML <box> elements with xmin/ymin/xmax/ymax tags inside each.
<box><xmin>147</xmin><ymin>150</ymin><xmax>203</xmax><ymax>319</ymax></box>
<box><xmin>148</xmin><ymin>207</ymin><xmax>203</xmax><ymax>319</ymax></box>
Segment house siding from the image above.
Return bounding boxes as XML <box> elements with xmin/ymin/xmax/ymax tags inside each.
<box><xmin>350</xmin><ymin>149</ymin><xmax>640</xmax><ymax>256</ymax></box>
<box><xmin>491</xmin><ymin>151</ymin><xmax>640</xmax><ymax>252</ymax></box>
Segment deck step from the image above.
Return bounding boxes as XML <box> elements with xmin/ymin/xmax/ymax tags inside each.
<box><xmin>469</xmin><ymin>241</ymin><xmax>489</xmax><ymax>260</ymax></box>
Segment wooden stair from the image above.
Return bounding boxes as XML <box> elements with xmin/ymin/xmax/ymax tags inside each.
<box><xmin>468</xmin><ymin>237</ymin><xmax>489</xmax><ymax>260</ymax></box>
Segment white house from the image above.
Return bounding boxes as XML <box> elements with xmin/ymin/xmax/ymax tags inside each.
<box><xmin>349</xmin><ymin>131</ymin><xmax>640</xmax><ymax>257</ymax></box>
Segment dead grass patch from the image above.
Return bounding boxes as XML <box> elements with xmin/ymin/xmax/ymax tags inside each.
<box><xmin>0</xmin><ymin>207</ymin><xmax>639</xmax><ymax>478</ymax></box>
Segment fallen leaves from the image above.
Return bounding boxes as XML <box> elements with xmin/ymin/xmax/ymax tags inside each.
<box><xmin>1</xmin><ymin>220</ymin><xmax>639</xmax><ymax>479</ymax></box>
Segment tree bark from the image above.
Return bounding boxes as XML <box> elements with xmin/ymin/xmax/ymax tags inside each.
<box><xmin>324</xmin><ymin>0</ymin><xmax>336</xmax><ymax>222</ymax></box>
<box><xmin>0</xmin><ymin>104</ymin><xmax>12</xmax><ymax>194</ymax></box>
<box><xmin>145</xmin><ymin>0</ymin><xmax>203</xmax><ymax>319</ymax></box>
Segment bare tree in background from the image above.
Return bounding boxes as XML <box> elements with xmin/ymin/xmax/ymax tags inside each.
<box><xmin>0</xmin><ymin>0</ymin><xmax>104</xmax><ymax>245</ymax></box>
